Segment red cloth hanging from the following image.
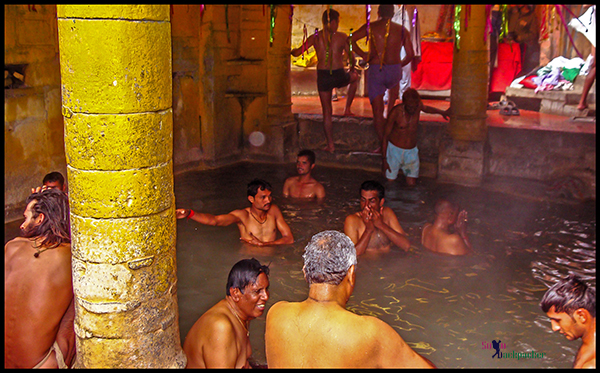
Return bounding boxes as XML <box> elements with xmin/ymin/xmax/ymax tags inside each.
<box><xmin>490</xmin><ymin>42</ymin><xmax>522</xmax><ymax>93</ymax></box>
<box><xmin>411</xmin><ymin>41</ymin><xmax>454</xmax><ymax>91</ymax></box>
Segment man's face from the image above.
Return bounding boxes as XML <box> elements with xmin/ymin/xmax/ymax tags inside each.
<box><xmin>44</xmin><ymin>181</ymin><xmax>64</xmax><ymax>192</ymax></box>
<box><xmin>360</xmin><ymin>189</ymin><xmax>382</xmax><ymax>212</ymax></box>
<box><xmin>20</xmin><ymin>200</ymin><xmax>41</xmax><ymax>236</ymax></box>
<box><xmin>545</xmin><ymin>306</ymin><xmax>585</xmax><ymax>341</ymax></box>
<box><xmin>404</xmin><ymin>96</ymin><xmax>420</xmax><ymax>115</ymax></box>
<box><xmin>250</xmin><ymin>188</ymin><xmax>272</xmax><ymax>212</ymax></box>
<box><xmin>237</xmin><ymin>272</ymin><xmax>270</xmax><ymax>320</ymax></box>
<box><xmin>296</xmin><ymin>156</ymin><xmax>314</xmax><ymax>176</ymax></box>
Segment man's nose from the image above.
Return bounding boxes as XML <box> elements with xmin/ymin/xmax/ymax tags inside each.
<box><xmin>551</xmin><ymin>321</ymin><xmax>561</xmax><ymax>332</ymax></box>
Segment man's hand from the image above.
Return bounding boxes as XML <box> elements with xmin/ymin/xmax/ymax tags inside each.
<box><xmin>241</xmin><ymin>232</ymin><xmax>266</xmax><ymax>246</ymax></box>
<box><xmin>382</xmin><ymin>158</ymin><xmax>391</xmax><ymax>174</ymax></box>
<box><xmin>175</xmin><ymin>209</ymin><xmax>190</xmax><ymax>219</ymax></box>
<box><xmin>30</xmin><ymin>185</ymin><xmax>50</xmax><ymax>194</ymax></box>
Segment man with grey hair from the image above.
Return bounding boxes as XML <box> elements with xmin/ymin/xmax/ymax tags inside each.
<box><xmin>264</xmin><ymin>230</ymin><xmax>434</xmax><ymax>368</ymax></box>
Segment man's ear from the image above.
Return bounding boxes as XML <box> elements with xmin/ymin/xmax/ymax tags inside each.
<box><xmin>302</xmin><ymin>266</ymin><xmax>307</xmax><ymax>282</ymax></box>
<box><xmin>573</xmin><ymin>308</ymin><xmax>589</xmax><ymax>324</ymax></box>
<box><xmin>310</xmin><ymin>163</ymin><xmax>315</xmax><ymax>171</ymax></box>
<box><xmin>347</xmin><ymin>264</ymin><xmax>356</xmax><ymax>288</ymax></box>
<box><xmin>248</xmin><ymin>195</ymin><xmax>254</xmax><ymax>204</ymax></box>
<box><xmin>230</xmin><ymin>287</ymin><xmax>242</xmax><ymax>302</ymax></box>
<box><xmin>35</xmin><ymin>212</ymin><xmax>45</xmax><ymax>226</ymax></box>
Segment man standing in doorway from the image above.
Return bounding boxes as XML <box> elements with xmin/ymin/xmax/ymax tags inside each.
<box><xmin>351</xmin><ymin>4</ymin><xmax>414</xmax><ymax>153</ymax></box>
<box><xmin>291</xmin><ymin>8</ymin><xmax>360</xmax><ymax>153</ymax></box>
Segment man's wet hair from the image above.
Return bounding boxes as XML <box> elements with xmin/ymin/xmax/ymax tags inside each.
<box><xmin>539</xmin><ymin>274</ymin><xmax>596</xmax><ymax>318</ymax></box>
<box><xmin>303</xmin><ymin>230</ymin><xmax>357</xmax><ymax>286</ymax></box>
<box><xmin>226</xmin><ymin>258</ymin><xmax>270</xmax><ymax>296</ymax></box>
<box><xmin>360</xmin><ymin>180</ymin><xmax>385</xmax><ymax>200</ymax></box>
<box><xmin>42</xmin><ymin>171</ymin><xmax>65</xmax><ymax>189</ymax></box>
<box><xmin>378</xmin><ymin>4</ymin><xmax>395</xmax><ymax>19</ymax></box>
<box><xmin>322</xmin><ymin>8</ymin><xmax>339</xmax><ymax>25</ymax></box>
<box><xmin>23</xmin><ymin>188</ymin><xmax>70</xmax><ymax>249</ymax></box>
<box><xmin>297</xmin><ymin>149</ymin><xmax>316</xmax><ymax>165</ymax></box>
<box><xmin>434</xmin><ymin>199</ymin><xmax>457</xmax><ymax>216</ymax></box>
<box><xmin>247</xmin><ymin>179</ymin><xmax>272</xmax><ymax>197</ymax></box>
<box><xmin>402</xmin><ymin>87</ymin><xmax>421</xmax><ymax>103</ymax></box>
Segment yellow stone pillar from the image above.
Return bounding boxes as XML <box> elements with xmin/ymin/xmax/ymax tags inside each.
<box><xmin>57</xmin><ymin>5</ymin><xmax>186</xmax><ymax>368</ymax></box>
<box><xmin>448</xmin><ymin>5</ymin><xmax>488</xmax><ymax>141</ymax></box>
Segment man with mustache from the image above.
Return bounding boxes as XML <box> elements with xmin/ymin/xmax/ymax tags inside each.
<box><xmin>176</xmin><ymin>179</ymin><xmax>294</xmax><ymax>246</ymax></box>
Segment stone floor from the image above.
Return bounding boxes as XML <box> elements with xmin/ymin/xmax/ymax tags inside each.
<box><xmin>290</xmin><ymin>95</ymin><xmax>596</xmax><ymax>135</ymax></box>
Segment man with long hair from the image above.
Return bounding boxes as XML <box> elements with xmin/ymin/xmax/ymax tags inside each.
<box><xmin>5</xmin><ymin>188</ymin><xmax>76</xmax><ymax>368</ymax></box>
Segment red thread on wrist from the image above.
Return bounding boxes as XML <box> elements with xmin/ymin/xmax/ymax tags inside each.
<box><xmin>187</xmin><ymin>210</ymin><xmax>195</xmax><ymax>219</ymax></box>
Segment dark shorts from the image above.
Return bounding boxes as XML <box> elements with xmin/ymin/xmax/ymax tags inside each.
<box><xmin>317</xmin><ymin>68</ymin><xmax>351</xmax><ymax>92</ymax></box>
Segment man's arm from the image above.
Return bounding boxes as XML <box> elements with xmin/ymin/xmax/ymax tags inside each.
<box><xmin>372</xmin><ymin>207</ymin><xmax>411</xmax><ymax>251</ymax></box>
<box><xmin>373</xmin><ymin>318</ymin><xmax>436</xmax><ymax>368</ymax></box>
<box><xmin>400</xmin><ymin>26</ymin><xmax>414</xmax><ymax>68</ymax></box>
<box><xmin>291</xmin><ymin>33</ymin><xmax>315</xmax><ymax>57</ymax></box>
<box><xmin>344</xmin><ymin>212</ymin><xmax>374</xmax><ymax>256</ymax></box>
<box><xmin>201</xmin><ymin>318</ymin><xmax>240</xmax><ymax>368</ymax></box>
<box><xmin>282</xmin><ymin>178</ymin><xmax>293</xmax><ymax>198</ymax></box>
<box><xmin>270</xmin><ymin>205</ymin><xmax>294</xmax><ymax>245</ymax></box>
<box><xmin>350</xmin><ymin>24</ymin><xmax>369</xmax><ymax>61</ymax></box>
<box><xmin>422</xmin><ymin>105</ymin><xmax>450</xmax><ymax>121</ymax></box>
<box><xmin>175</xmin><ymin>208</ymin><xmax>242</xmax><ymax>227</ymax></box>
<box><xmin>315</xmin><ymin>183</ymin><xmax>326</xmax><ymax>200</ymax></box>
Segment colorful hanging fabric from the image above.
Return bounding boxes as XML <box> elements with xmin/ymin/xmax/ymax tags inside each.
<box><xmin>484</xmin><ymin>4</ymin><xmax>493</xmax><ymax>43</ymax></box>
<box><xmin>366</xmin><ymin>5</ymin><xmax>371</xmax><ymax>42</ymax></box>
<box><xmin>326</xmin><ymin>5</ymin><xmax>332</xmax><ymax>74</ymax></box>
<box><xmin>349</xmin><ymin>28</ymin><xmax>354</xmax><ymax>67</ymax></box>
<box><xmin>498</xmin><ymin>5</ymin><xmax>509</xmax><ymax>42</ymax></box>
<box><xmin>454</xmin><ymin>5</ymin><xmax>462</xmax><ymax>50</ymax></box>
<box><xmin>302</xmin><ymin>24</ymin><xmax>307</xmax><ymax>60</ymax></box>
<box><xmin>464</xmin><ymin>5</ymin><xmax>471</xmax><ymax>32</ymax></box>
<box><xmin>269</xmin><ymin>5</ymin><xmax>276</xmax><ymax>45</ymax></box>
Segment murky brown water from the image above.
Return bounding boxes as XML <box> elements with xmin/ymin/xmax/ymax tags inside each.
<box><xmin>5</xmin><ymin>161</ymin><xmax>595</xmax><ymax>368</ymax></box>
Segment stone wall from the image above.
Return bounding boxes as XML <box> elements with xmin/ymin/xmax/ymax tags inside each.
<box><xmin>4</xmin><ymin>4</ymin><xmax>66</xmax><ymax>222</ymax></box>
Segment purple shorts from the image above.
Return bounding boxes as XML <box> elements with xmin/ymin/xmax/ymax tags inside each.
<box><xmin>367</xmin><ymin>64</ymin><xmax>402</xmax><ymax>102</ymax></box>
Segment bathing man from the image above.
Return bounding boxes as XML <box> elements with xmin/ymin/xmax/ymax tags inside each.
<box><xmin>383</xmin><ymin>88</ymin><xmax>450</xmax><ymax>186</ymax></box>
<box><xmin>344</xmin><ymin>180</ymin><xmax>410</xmax><ymax>255</ymax></box>
<box><xmin>421</xmin><ymin>198</ymin><xmax>472</xmax><ymax>256</ymax></box>
<box><xmin>283</xmin><ymin>149</ymin><xmax>326</xmax><ymax>200</ymax></box>
<box><xmin>291</xmin><ymin>8</ymin><xmax>360</xmax><ymax>153</ymax></box>
<box><xmin>5</xmin><ymin>188</ymin><xmax>76</xmax><ymax>368</ymax></box>
<box><xmin>265</xmin><ymin>230</ymin><xmax>435</xmax><ymax>368</ymax></box>
<box><xmin>176</xmin><ymin>179</ymin><xmax>294</xmax><ymax>246</ymax></box>
<box><xmin>539</xmin><ymin>275</ymin><xmax>595</xmax><ymax>369</ymax></box>
<box><xmin>31</xmin><ymin>171</ymin><xmax>67</xmax><ymax>194</ymax></box>
<box><xmin>351</xmin><ymin>4</ymin><xmax>414</xmax><ymax>153</ymax></box>
<box><xmin>183</xmin><ymin>259</ymin><xmax>270</xmax><ymax>368</ymax></box>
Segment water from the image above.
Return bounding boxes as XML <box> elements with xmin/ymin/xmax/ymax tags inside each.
<box><xmin>5</xmin><ymin>162</ymin><xmax>595</xmax><ymax>368</ymax></box>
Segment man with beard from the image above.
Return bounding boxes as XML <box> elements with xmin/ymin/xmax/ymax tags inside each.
<box><xmin>283</xmin><ymin>149</ymin><xmax>326</xmax><ymax>200</ymax></box>
<box><xmin>183</xmin><ymin>259</ymin><xmax>270</xmax><ymax>368</ymax></box>
<box><xmin>382</xmin><ymin>88</ymin><xmax>450</xmax><ymax>186</ymax></box>
<box><xmin>176</xmin><ymin>179</ymin><xmax>294</xmax><ymax>246</ymax></box>
<box><xmin>5</xmin><ymin>188</ymin><xmax>75</xmax><ymax>368</ymax></box>
<box><xmin>540</xmin><ymin>275</ymin><xmax>596</xmax><ymax>369</ymax></box>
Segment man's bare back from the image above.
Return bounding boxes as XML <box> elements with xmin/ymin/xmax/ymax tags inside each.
<box><xmin>266</xmin><ymin>299</ymin><xmax>432</xmax><ymax>368</ymax></box>
<box><xmin>4</xmin><ymin>238</ymin><xmax>74</xmax><ymax>368</ymax></box>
